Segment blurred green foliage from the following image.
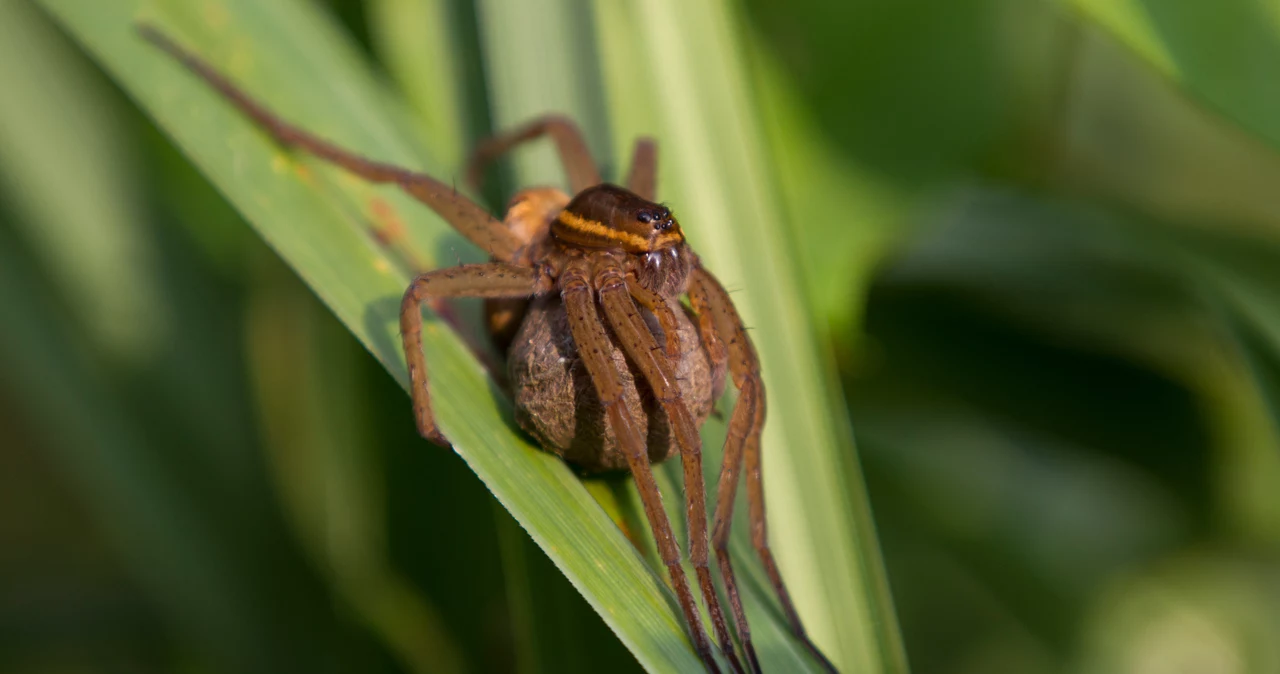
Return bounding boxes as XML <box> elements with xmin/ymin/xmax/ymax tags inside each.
<box><xmin>743</xmin><ymin>0</ymin><xmax>1280</xmax><ymax>672</ymax></box>
<box><xmin>4</xmin><ymin>0</ymin><xmax>1280</xmax><ymax>672</ymax></box>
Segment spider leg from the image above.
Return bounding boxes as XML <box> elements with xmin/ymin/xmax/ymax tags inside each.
<box><xmin>595</xmin><ymin>260</ymin><xmax>744</xmax><ymax>674</ymax></box>
<box><xmin>714</xmin><ymin>376</ymin><xmax>761</xmax><ymax>673</ymax></box>
<box><xmin>625</xmin><ymin>138</ymin><xmax>658</xmax><ymax>201</ymax></box>
<box><xmin>401</xmin><ymin>262</ymin><xmax>552</xmax><ymax>444</ymax></box>
<box><xmin>688</xmin><ymin>270</ymin><xmax>762</xmax><ymax>673</ymax></box>
<box><xmin>374</xmin><ymin>188</ymin><xmax>570</xmax><ymax>385</ymax></box>
<box><xmin>689</xmin><ymin>266</ymin><xmax>839</xmax><ymax>674</ymax></box>
<box><xmin>625</xmin><ymin>274</ymin><xmax>681</xmax><ymax>360</ymax></box>
<box><xmin>688</xmin><ymin>286</ymin><xmax>729</xmax><ymax>405</ymax></box>
<box><xmin>464</xmin><ymin>115</ymin><xmax>602</xmax><ymax>195</ymax></box>
<box><xmin>137</xmin><ymin>25</ymin><xmax>523</xmax><ymax>262</ymax></box>
<box><xmin>560</xmin><ymin>259</ymin><xmax>721</xmax><ymax>674</ymax></box>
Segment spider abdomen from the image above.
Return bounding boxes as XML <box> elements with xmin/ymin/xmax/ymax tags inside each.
<box><xmin>507</xmin><ymin>294</ymin><xmax>713</xmax><ymax>473</ymax></box>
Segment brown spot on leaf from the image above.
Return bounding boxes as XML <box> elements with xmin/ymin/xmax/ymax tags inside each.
<box><xmin>369</xmin><ymin>197</ymin><xmax>406</xmax><ymax>246</ymax></box>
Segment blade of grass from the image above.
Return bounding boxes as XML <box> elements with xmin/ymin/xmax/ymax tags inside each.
<box><xmin>37</xmin><ymin>0</ymin><xmax>705</xmax><ymax>669</ymax></box>
<box><xmin>0</xmin><ymin>0</ymin><xmax>161</xmax><ymax>362</ymax></box>
<box><xmin>468</xmin><ymin>0</ymin><xmax>697</xmax><ymax>667</ymax></box>
<box><xmin>592</xmin><ymin>1</ymin><xmax>907</xmax><ymax>671</ymax></box>
<box><xmin>1153</xmin><ymin>229</ymin><xmax>1280</xmax><ymax>523</ymax></box>
<box><xmin>367</xmin><ymin>0</ymin><xmax>471</xmax><ymax>168</ymax></box>
<box><xmin>469</xmin><ymin>4</ymin><xmax>679</xmax><ymax>667</ymax></box>
<box><xmin>244</xmin><ymin>259</ymin><xmax>466</xmax><ymax>674</ymax></box>
<box><xmin>483</xmin><ymin>0</ymin><xmax>906</xmax><ymax>669</ymax></box>
<box><xmin>473</xmin><ymin>0</ymin><xmax>613</xmax><ymax>182</ymax></box>
<box><xmin>1052</xmin><ymin>0</ymin><xmax>1280</xmax><ymax>542</ymax></box>
<box><xmin>879</xmin><ymin>187</ymin><xmax>1280</xmax><ymax>548</ymax></box>
<box><xmin>1070</xmin><ymin>0</ymin><xmax>1280</xmax><ymax>154</ymax></box>
<box><xmin>1223</xmin><ymin>306</ymin><xmax>1280</xmax><ymax>448</ymax></box>
<box><xmin>368</xmin><ymin>4</ymin><xmax>646</xmax><ymax>670</ymax></box>
<box><xmin>0</xmin><ymin>145</ymin><xmax>352</xmax><ymax>674</ymax></box>
<box><xmin>749</xmin><ymin>49</ymin><xmax>910</xmax><ymax>337</ymax></box>
<box><xmin>0</xmin><ymin>4</ymin><xmax>342</xmax><ymax>666</ymax></box>
<box><xmin>0</xmin><ymin>223</ymin><xmax>257</xmax><ymax>670</ymax></box>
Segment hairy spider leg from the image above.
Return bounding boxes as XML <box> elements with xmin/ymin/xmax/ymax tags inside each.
<box><xmin>464</xmin><ymin>115</ymin><xmax>602</xmax><ymax>194</ymax></box>
<box><xmin>375</xmin><ymin>186</ymin><xmax>570</xmax><ymax>381</ymax></box>
<box><xmin>625</xmin><ymin>138</ymin><xmax>659</xmax><ymax>202</ymax></box>
<box><xmin>365</xmin><ymin>190</ymin><xmax>561</xmax><ymax>389</ymax></box>
<box><xmin>716</xmin><ymin>376</ymin><xmax>763</xmax><ymax>672</ymax></box>
<box><xmin>689</xmin><ymin>267</ymin><xmax>839</xmax><ymax>674</ymax></box>
<box><xmin>687</xmin><ymin>269</ymin><xmax>761</xmax><ymax>672</ymax></box>
<box><xmin>362</xmin><ymin>204</ymin><xmax>510</xmax><ymax>387</ymax></box>
<box><xmin>137</xmin><ymin>24</ymin><xmax>523</xmax><ymax>263</ymax></box>
<box><xmin>136</xmin><ymin>26</ymin><xmax>564</xmax><ymax>394</ymax></box>
<box><xmin>401</xmin><ymin>263</ymin><xmax>552</xmax><ymax>444</ymax></box>
<box><xmin>624</xmin><ymin>274</ymin><xmax>681</xmax><ymax>360</ymax></box>
<box><xmin>560</xmin><ymin>258</ymin><xmax>722</xmax><ymax>674</ymax></box>
<box><xmin>595</xmin><ymin>258</ymin><xmax>745</xmax><ymax>674</ymax></box>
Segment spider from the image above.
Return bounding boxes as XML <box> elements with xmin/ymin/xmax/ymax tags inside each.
<box><xmin>140</xmin><ymin>25</ymin><xmax>836</xmax><ymax>674</ymax></box>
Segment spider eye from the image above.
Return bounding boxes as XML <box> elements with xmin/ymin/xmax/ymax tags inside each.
<box><xmin>638</xmin><ymin>207</ymin><xmax>674</xmax><ymax>231</ymax></box>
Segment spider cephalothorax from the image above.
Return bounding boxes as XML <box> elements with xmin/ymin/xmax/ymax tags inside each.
<box><xmin>555</xmin><ymin>184</ymin><xmax>684</xmax><ymax>251</ymax></box>
<box><xmin>141</xmin><ymin>25</ymin><xmax>837</xmax><ymax>674</ymax></box>
<box><xmin>502</xmin><ymin>184</ymin><xmax>714</xmax><ymax>472</ymax></box>
<box><xmin>552</xmin><ymin>184</ymin><xmax>694</xmax><ymax>298</ymax></box>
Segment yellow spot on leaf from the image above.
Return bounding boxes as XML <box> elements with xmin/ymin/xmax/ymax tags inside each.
<box><xmin>203</xmin><ymin>1</ymin><xmax>229</xmax><ymax>31</ymax></box>
<box><xmin>370</xmin><ymin>197</ymin><xmax>405</xmax><ymax>243</ymax></box>
<box><xmin>228</xmin><ymin>38</ymin><xmax>254</xmax><ymax>79</ymax></box>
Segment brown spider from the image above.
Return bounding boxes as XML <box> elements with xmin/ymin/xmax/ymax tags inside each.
<box><xmin>140</xmin><ymin>25</ymin><xmax>836</xmax><ymax>674</ymax></box>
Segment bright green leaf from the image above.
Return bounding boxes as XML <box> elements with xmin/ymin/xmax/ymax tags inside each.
<box><xmin>1072</xmin><ymin>0</ymin><xmax>1280</xmax><ymax>151</ymax></box>
<box><xmin>37</xmin><ymin>0</ymin><xmax>902</xmax><ymax>670</ymax></box>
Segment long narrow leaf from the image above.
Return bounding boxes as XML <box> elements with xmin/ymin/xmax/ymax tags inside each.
<box><xmin>38</xmin><ymin>0</ymin><xmax>702</xmax><ymax>669</ymax></box>
<box><xmin>39</xmin><ymin>0</ymin><xmax>902</xmax><ymax>670</ymax></box>
<box><xmin>1071</xmin><ymin>0</ymin><xmax>1280</xmax><ymax>152</ymax></box>
<box><xmin>592</xmin><ymin>1</ymin><xmax>906</xmax><ymax>671</ymax></box>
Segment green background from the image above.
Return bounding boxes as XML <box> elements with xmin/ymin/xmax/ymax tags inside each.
<box><xmin>3</xmin><ymin>0</ymin><xmax>1280</xmax><ymax>672</ymax></box>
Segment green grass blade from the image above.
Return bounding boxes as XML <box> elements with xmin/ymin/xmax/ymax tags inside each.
<box><xmin>1071</xmin><ymin>0</ymin><xmax>1280</xmax><ymax>151</ymax></box>
<box><xmin>474</xmin><ymin>0</ymin><xmax>612</xmax><ymax>181</ymax></box>
<box><xmin>39</xmin><ymin>0</ymin><xmax>903</xmax><ymax>669</ymax></box>
<box><xmin>1058</xmin><ymin>0</ymin><xmax>1280</xmax><ymax>537</ymax></box>
<box><xmin>0</xmin><ymin>4</ymin><xmax>274</xmax><ymax>664</ymax></box>
<box><xmin>367</xmin><ymin>0</ymin><xmax>471</xmax><ymax>167</ymax></box>
<box><xmin>0</xmin><ymin>0</ymin><xmax>161</xmax><ymax>362</ymax></box>
<box><xmin>1224</xmin><ymin>306</ymin><xmax>1280</xmax><ymax>446</ymax></box>
<box><xmin>38</xmin><ymin>0</ymin><xmax>703</xmax><ymax>670</ymax></box>
<box><xmin>367</xmin><ymin>4</ymin><xmax>642</xmax><ymax>671</ymax></box>
<box><xmin>244</xmin><ymin>264</ymin><xmax>467</xmax><ymax>674</ymax></box>
<box><xmin>1158</xmin><ymin>228</ymin><xmax>1280</xmax><ymax>454</ymax></box>
<box><xmin>480</xmin><ymin>0</ymin><xmax>906</xmax><ymax>668</ymax></box>
<box><xmin>592</xmin><ymin>1</ymin><xmax>907</xmax><ymax>671</ymax></box>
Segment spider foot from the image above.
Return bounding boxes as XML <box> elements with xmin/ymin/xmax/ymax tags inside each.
<box><xmin>416</xmin><ymin>425</ymin><xmax>452</xmax><ymax>448</ymax></box>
